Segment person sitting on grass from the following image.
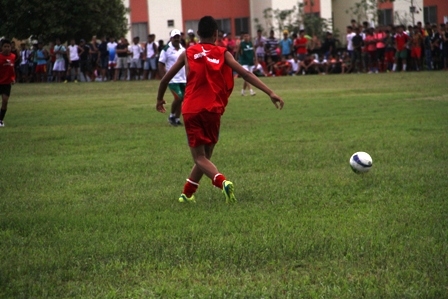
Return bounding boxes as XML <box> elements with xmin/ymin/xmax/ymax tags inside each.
<box><xmin>273</xmin><ymin>55</ymin><xmax>291</xmax><ymax>76</ymax></box>
<box><xmin>156</xmin><ymin>16</ymin><xmax>284</xmax><ymax>204</ymax></box>
<box><xmin>316</xmin><ymin>54</ymin><xmax>328</xmax><ymax>74</ymax></box>
<box><xmin>300</xmin><ymin>54</ymin><xmax>319</xmax><ymax>75</ymax></box>
<box><xmin>287</xmin><ymin>54</ymin><xmax>300</xmax><ymax>75</ymax></box>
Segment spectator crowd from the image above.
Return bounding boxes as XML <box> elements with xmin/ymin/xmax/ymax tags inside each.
<box><xmin>7</xmin><ymin>19</ymin><xmax>448</xmax><ymax>83</ymax></box>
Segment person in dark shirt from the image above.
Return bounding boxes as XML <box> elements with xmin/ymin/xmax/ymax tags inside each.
<box><xmin>98</xmin><ymin>36</ymin><xmax>109</xmax><ymax>81</ymax></box>
<box><xmin>265</xmin><ymin>30</ymin><xmax>279</xmax><ymax>63</ymax></box>
<box><xmin>352</xmin><ymin>27</ymin><xmax>364</xmax><ymax>72</ymax></box>
<box><xmin>115</xmin><ymin>37</ymin><xmax>129</xmax><ymax>81</ymax></box>
<box><xmin>79</xmin><ymin>39</ymin><xmax>92</xmax><ymax>82</ymax></box>
<box><xmin>440</xmin><ymin>24</ymin><xmax>448</xmax><ymax>70</ymax></box>
<box><xmin>321</xmin><ymin>32</ymin><xmax>336</xmax><ymax>59</ymax></box>
<box><xmin>430</xmin><ymin>25</ymin><xmax>441</xmax><ymax>70</ymax></box>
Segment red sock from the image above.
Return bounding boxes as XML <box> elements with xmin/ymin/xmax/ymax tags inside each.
<box><xmin>183</xmin><ymin>178</ymin><xmax>199</xmax><ymax>197</ymax></box>
<box><xmin>212</xmin><ymin>173</ymin><xmax>226</xmax><ymax>189</ymax></box>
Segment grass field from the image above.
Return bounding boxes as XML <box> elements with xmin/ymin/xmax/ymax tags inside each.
<box><xmin>1</xmin><ymin>72</ymin><xmax>447</xmax><ymax>298</ymax></box>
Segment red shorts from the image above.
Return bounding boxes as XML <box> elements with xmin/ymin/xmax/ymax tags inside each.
<box><xmin>183</xmin><ymin>112</ymin><xmax>221</xmax><ymax>148</ymax></box>
<box><xmin>411</xmin><ymin>47</ymin><xmax>422</xmax><ymax>59</ymax></box>
<box><xmin>385</xmin><ymin>50</ymin><xmax>395</xmax><ymax>63</ymax></box>
<box><xmin>35</xmin><ymin>64</ymin><xmax>47</xmax><ymax>73</ymax></box>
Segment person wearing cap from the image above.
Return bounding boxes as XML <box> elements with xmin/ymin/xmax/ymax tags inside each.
<box><xmin>279</xmin><ymin>29</ymin><xmax>293</xmax><ymax>59</ymax></box>
<box><xmin>158</xmin><ymin>29</ymin><xmax>186</xmax><ymax>126</ymax></box>
<box><xmin>186</xmin><ymin>29</ymin><xmax>198</xmax><ymax>48</ymax></box>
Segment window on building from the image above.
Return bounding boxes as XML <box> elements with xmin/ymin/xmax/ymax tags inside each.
<box><xmin>185</xmin><ymin>20</ymin><xmax>199</xmax><ymax>34</ymax></box>
<box><xmin>234</xmin><ymin>17</ymin><xmax>249</xmax><ymax>35</ymax></box>
<box><xmin>378</xmin><ymin>9</ymin><xmax>393</xmax><ymax>26</ymax></box>
<box><xmin>424</xmin><ymin>6</ymin><xmax>438</xmax><ymax>24</ymax></box>
<box><xmin>131</xmin><ymin>23</ymin><xmax>148</xmax><ymax>39</ymax></box>
<box><xmin>167</xmin><ymin>20</ymin><xmax>174</xmax><ymax>27</ymax></box>
<box><xmin>216</xmin><ymin>18</ymin><xmax>231</xmax><ymax>34</ymax></box>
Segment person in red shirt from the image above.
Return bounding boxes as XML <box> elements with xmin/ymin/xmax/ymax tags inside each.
<box><xmin>393</xmin><ymin>25</ymin><xmax>409</xmax><ymax>72</ymax></box>
<box><xmin>156</xmin><ymin>16</ymin><xmax>284</xmax><ymax>204</ymax></box>
<box><xmin>0</xmin><ymin>39</ymin><xmax>16</xmax><ymax>127</ymax></box>
<box><xmin>294</xmin><ymin>30</ymin><xmax>308</xmax><ymax>61</ymax></box>
<box><xmin>215</xmin><ymin>30</ymin><xmax>227</xmax><ymax>48</ymax></box>
<box><xmin>364</xmin><ymin>28</ymin><xmax>378</xmax><ymax>73</ymax></box>
<box><xmin>273</xmin><ymin>56</ymin><xmax>291</xmax><ymax>76</ymax></box>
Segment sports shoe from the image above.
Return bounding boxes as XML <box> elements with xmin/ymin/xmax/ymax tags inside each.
<box><xmin>168</xmin><ymin>116</ymin><xmax>177</xmax><ymax>126</ymax></box>
<box><xmin>250</xmin><ymin>90</ymin><xmax>256</xmax><ymax>96</ymax></box>
<box><xmin>222</xmin><ymin>180</ymin><xmax>237</xmax><ymax>203</ymax></box>
<box><xmin>241</xmin><ymin>90</ymin><xmax>245</xmax><ymax>96</ymax></box>
<box><xmin>175</xmin><ymin>119</ymin><xmax>183</xmax><ymax>126</ymax></box>
<box><xmin>74</xmin><ymin>79</ymin><xmax>78</xmax><ymax>83</ymax></box>
<box><xmin>179</xmin><ymin>193</ymin><xmax>196</xmax><ymax>203</ymax></box>
<box><xmin>0</xmin><ymin>121</ymin><xmax>4</xmax><ymax>127</ymax></box>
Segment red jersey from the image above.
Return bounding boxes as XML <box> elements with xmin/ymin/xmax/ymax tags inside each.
<box><xmin>183</xmin><ymin>43</ymin><xmax>234</xmax><ymax>115</ymax></box>
<box><xmin>395</xmin><ymin>33</ymin><xmax>409</xmax><ymax>51</ymax></box>
<box><xmin>0</xmin><ymin>53</ymin><xmax>16</xmax><ymax>84</ymax></box>
<box><xmin>294</xmin><ymin>37</ymin><xmax>308</xmax><ymax>54</ymax></box>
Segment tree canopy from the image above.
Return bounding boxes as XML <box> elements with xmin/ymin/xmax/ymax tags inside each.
<box><xmin>0</xmin><ymin>0</ymin><xmax>128</xmax><ymax>43</ymax></box>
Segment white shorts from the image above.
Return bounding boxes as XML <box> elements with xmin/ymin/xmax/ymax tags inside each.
<box><xmin>53</xmin><ymin>60</ymin><xmax>65</xmax><ymax>72</ymax></box>
<box><xmin>242</xmin><ymin>65</ymin><xmax>255</xmax><ymax>72</ymax></box>
<box><xmin>129</xmin><ymin>58</ymin><xmax>141</xmax><ymax>69</ymax></box>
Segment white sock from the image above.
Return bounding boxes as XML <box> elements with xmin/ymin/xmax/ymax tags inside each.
<box><xmin>170</xmin><ymin>113</ymin><xmax>175</xmax><ymax>118</ymax></box>
<box><xmin>403</xmin><ymin>64</ymin><xmax>407</xmax><ymax>71</ymax></box>
<box><xmin>392</xmin><ymin>64</ymin><xmax>397</xmax><ymax>71</ymax></box>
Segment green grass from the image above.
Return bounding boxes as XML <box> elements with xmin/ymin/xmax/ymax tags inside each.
<box><xmin>1</xmin><ymin>73</ymin><xmax>447</xmax><ymax>298</ymax></box>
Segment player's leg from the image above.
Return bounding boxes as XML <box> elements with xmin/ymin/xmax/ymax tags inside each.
<box><xmin>0</xmin><ymin>86</ymin><xmax>11</xmax><ymax>126</ymax></box>
<box><xmin>401</xmin><ymin>50</ymin><xmax>407</xmax><ymax>71</ymax></box>
<box><xmin>168</xmin><ymin>83</ymin><xmax>185</xmax><ymax>126</ymax></box>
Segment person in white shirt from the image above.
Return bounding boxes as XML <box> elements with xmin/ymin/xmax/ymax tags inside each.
<box><xmin>65</xmin><ymin>39</ymin><xmax>83</xmax><ymax>83</ymax></box>
<box><xmin>287</xmin><ymin>54</ymin><xmax>299</xmax><ymax>75</ymax></box>
<box><xmin>128</xmin><ymin>36</ymin><xmax>143</xmax><ymax>80</ymax></box>
<box><xmin>107</xmin><ymin>37</ymin><xmax>118</xmax><ymax>77</ymax></box>
<box><xmin>346</xmin><ymin>26</ymin><xmax>356</xmax><ymax>61</ymax></box>
<box><xmin>144</xmin><ymin>34</ymin><xmax>158</xmax><ymax>80</ymax></box>
<box><xmin>158</xmin><ymin>29</ymin><xmax>186</xmax><ymax>126</ymax></box>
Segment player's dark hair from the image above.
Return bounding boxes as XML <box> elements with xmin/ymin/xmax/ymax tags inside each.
<box><xmin>1</xmin><ymin>39</ymin><xmax>11</xmax><ymax>46</ymax></box>
<box><xmin>347</xmin><ymin>26</ymin><xmax>353</xmax><ymax>30</ymax></box>
<box><xmin>198</xmin><ymin>16</ymin><xmax>218</xmax><ymax>38</ymax></box>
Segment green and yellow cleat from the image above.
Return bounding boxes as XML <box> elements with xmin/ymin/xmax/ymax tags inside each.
<box><xmin>178</xmin><ymin>193</ymin><xmax>196</xmax><ymax>203</ymax></box>
<box><xmin>222</xmin><ymin>180</ymin><xmax>237</xmax><ymax>203</ymax></box>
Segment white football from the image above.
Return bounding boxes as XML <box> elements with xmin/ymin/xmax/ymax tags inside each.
<box><xmin>350</xmin><ymin>152</ymin><xmax>373</xmax><ymax>173</ymax></box>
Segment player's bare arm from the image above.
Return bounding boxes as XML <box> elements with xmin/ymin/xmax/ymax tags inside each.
<box><xmin>156</xmin><ymin>52</ymin><xmax>186</xmax><ymax>113</ymax></box>
<box><xmin>224</xmin><ymin>51</ymin><xmax>284</xmax><ymax>109</ymax></box>
<box><xmin>158</xmin><ymin>62</ymin><xmax>166</xmax><ymax>78</ymax></box>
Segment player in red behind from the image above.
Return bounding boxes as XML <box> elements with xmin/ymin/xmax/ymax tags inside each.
<box><xmin>156</xmin><ymin>16</ymin><xmax>284</xmax><ymax>204</ymax></box>
<box><xmin>0</xmin><ymin>39</ymin><xmax>16</xmax><ymax>127</ymax></box>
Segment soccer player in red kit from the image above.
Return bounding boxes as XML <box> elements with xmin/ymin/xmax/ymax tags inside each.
<box><xmin>156</xmin><ymin>16</ymin><xmax>284</xmax><ymax>204</ymax></box>
<box><xmin>0</xmin><ymin>39</ymin><xmax>16</xmax><ymax>127</ymax></box>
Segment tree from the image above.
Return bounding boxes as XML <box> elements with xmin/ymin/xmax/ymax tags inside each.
<box><xmin>345</xmin><ymin>0</ymin><xmax>395</xmax><ymax>26</ymax></box>
<box><xmin>0</xmin><ymin>0</ymin><xmax>129</xmax><ymax>43</ymax></box>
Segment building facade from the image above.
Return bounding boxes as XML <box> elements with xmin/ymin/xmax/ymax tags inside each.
<box><xmin>124</xmin><ymin>0</ymin><xmax>448</xmax><ymax>42</ymax></box>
